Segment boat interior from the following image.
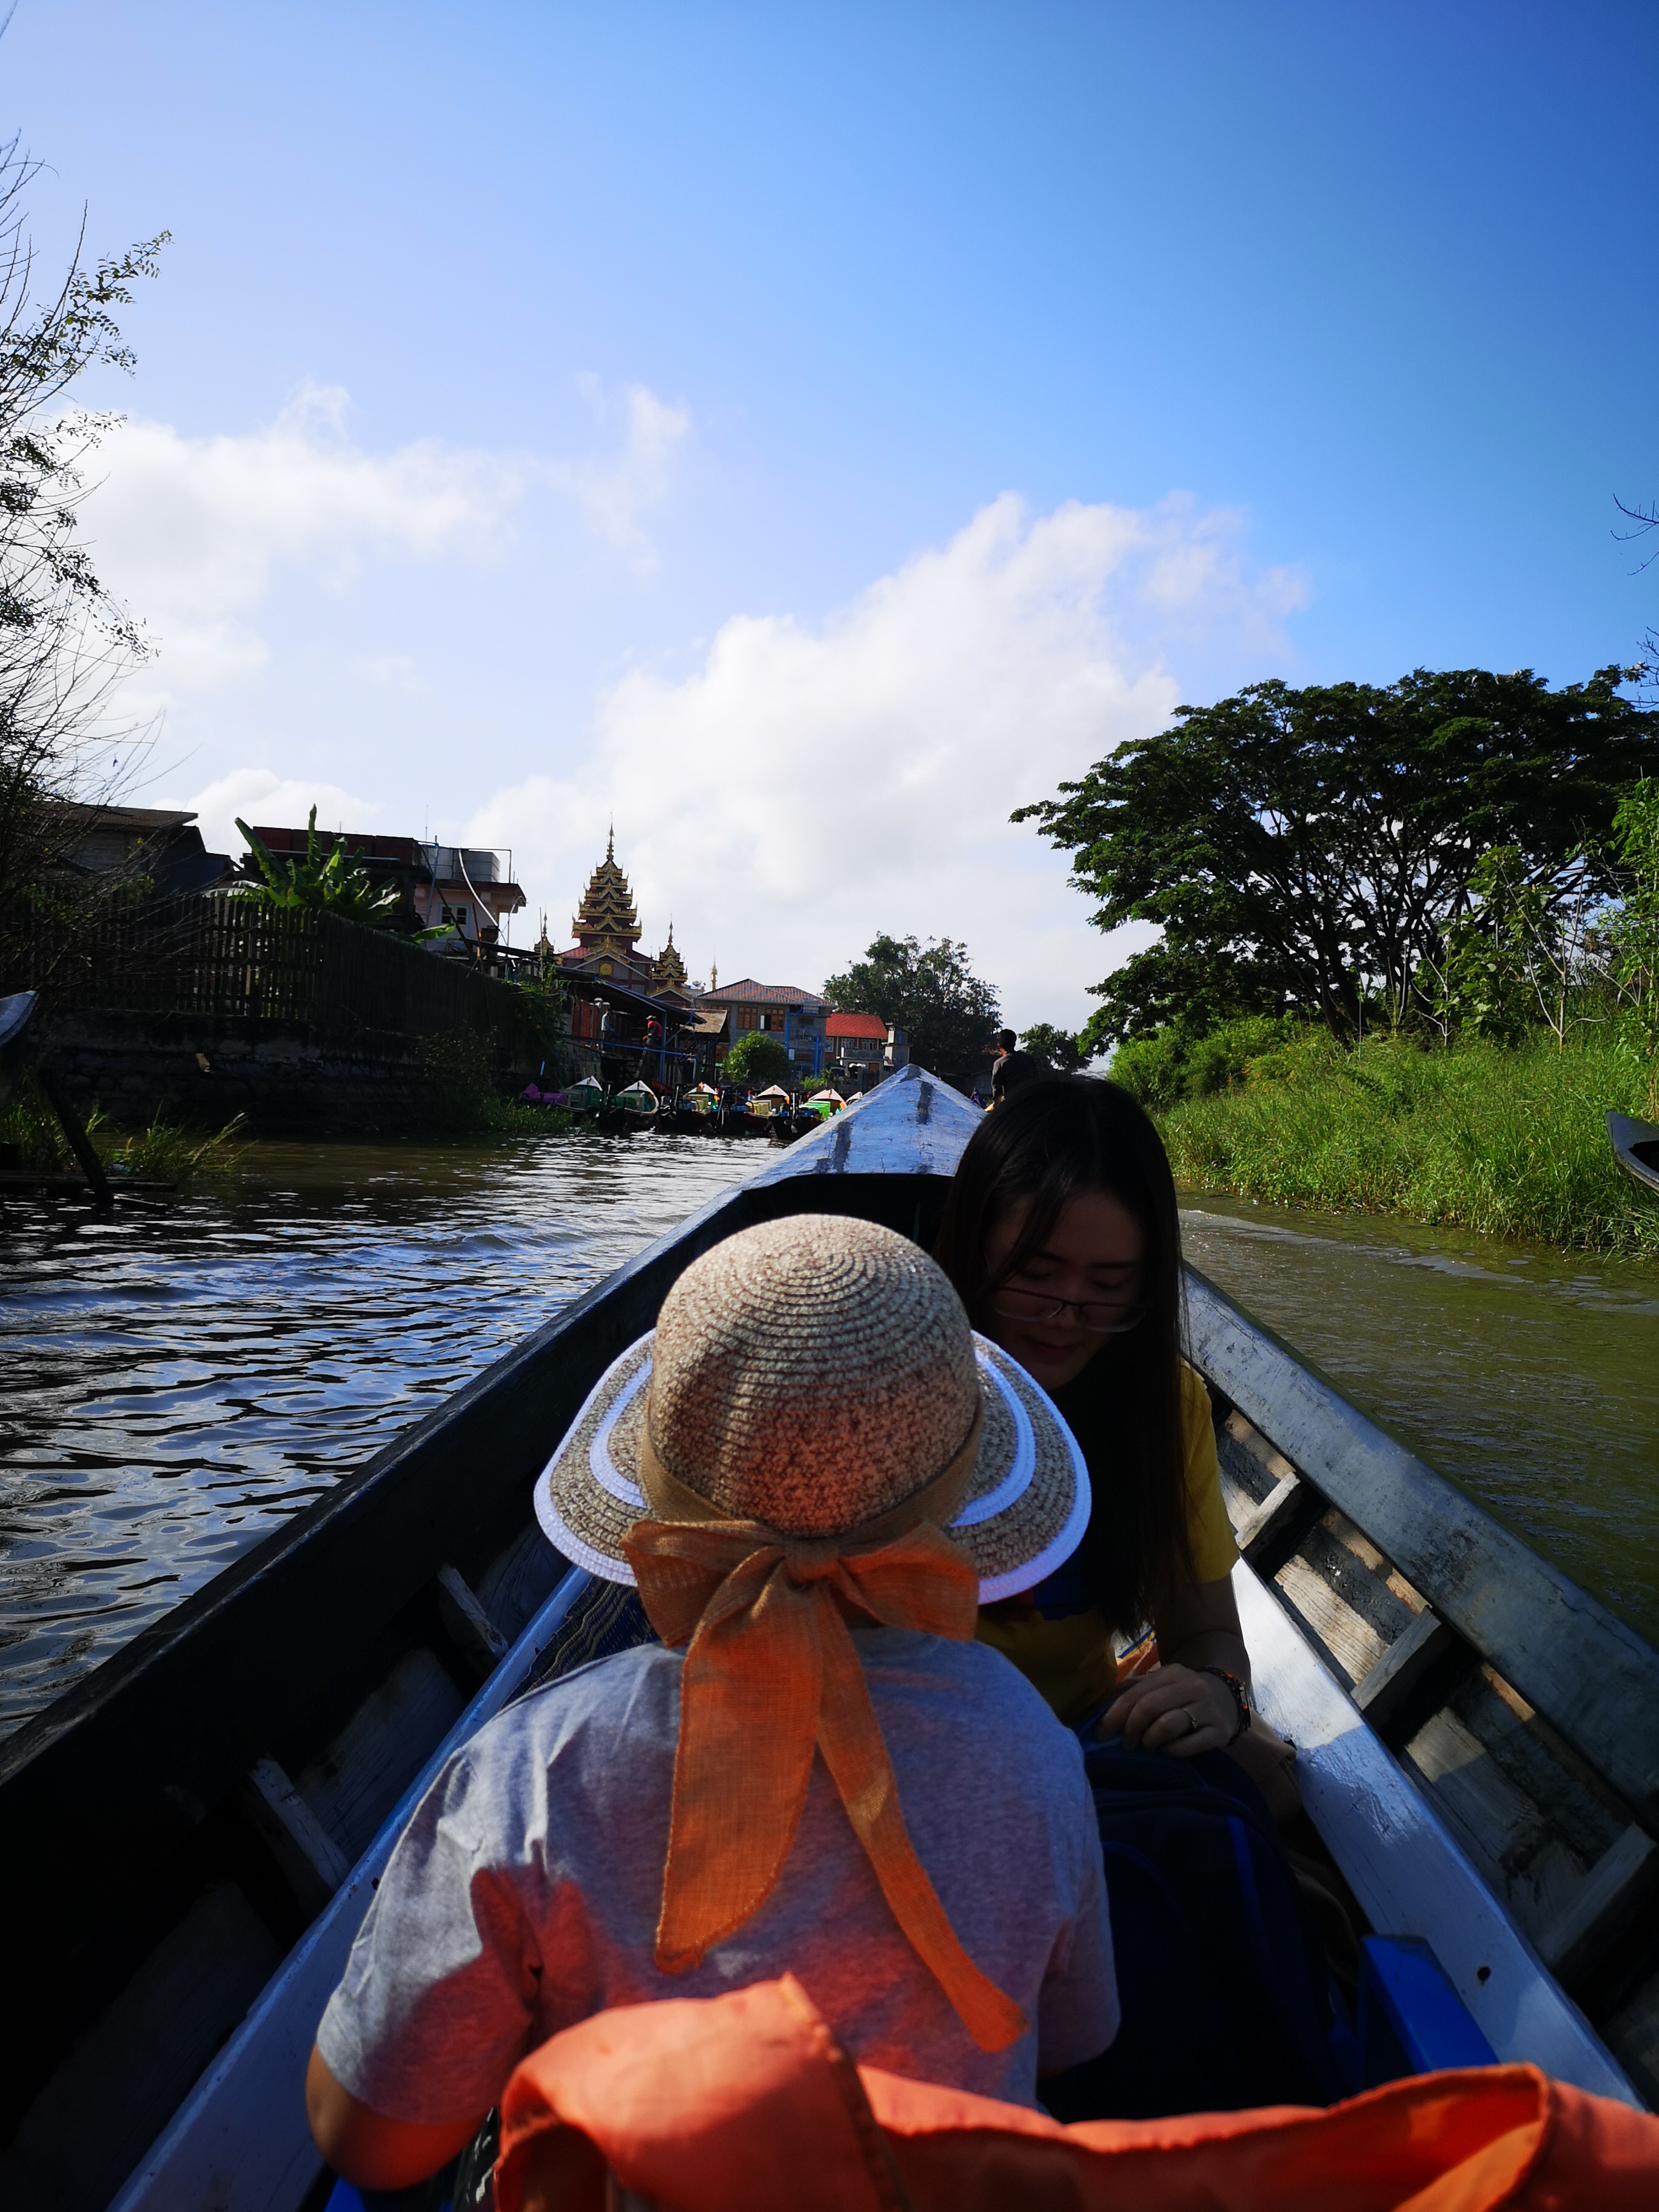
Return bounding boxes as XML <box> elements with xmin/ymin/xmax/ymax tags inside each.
<box><xmin>2</xmin><ymin>1068</ymin><xmax>1656</xmax><ymax>2211</ymax></box>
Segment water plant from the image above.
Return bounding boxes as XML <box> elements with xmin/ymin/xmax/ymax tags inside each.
<box><xmin>0</xmin><ymin>1074</ymin><xmax>246</xmax><ymax>1184</ymax></box>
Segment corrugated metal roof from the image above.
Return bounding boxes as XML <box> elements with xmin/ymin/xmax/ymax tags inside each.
<box><xmin>825</xmin><ymin>1011</ymin><xmax>888</xmax><ymax>1040</ymax></box>
<box><xmin>700</xmin><ymin>978</ymin><xmax>820</xmax><ymax>1004</ymax></box>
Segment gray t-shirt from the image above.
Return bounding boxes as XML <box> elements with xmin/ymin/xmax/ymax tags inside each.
<box><xmin>318</xmin><ymin>1627</ymin><xmax>1116</xmax><ymax>2119</ymax></box>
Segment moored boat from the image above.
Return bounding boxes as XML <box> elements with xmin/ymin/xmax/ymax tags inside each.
<box><xmin>674</xmin><ymin>1081</ymin><xmax>721</xmax><ymax>1134</ymax></box>
<box><xmin>3</xmin><ymin>1067</ymin><xmax>1657</xmax><ymax>2212</ymax></box>
<box><xmin>562</xmin><ymin>1076</ymin><xmax>606</xmax><ymax>1118</ymax></box>
<box><xmin>1609</xmin><ymin>1110</ymin><xmax>1659</xmax><ymax>1197</ymax></box>
<box><xmin>611</xmin><ymin>1079</ymin><xmax>660</xmax><ymax>1133</ymax></box>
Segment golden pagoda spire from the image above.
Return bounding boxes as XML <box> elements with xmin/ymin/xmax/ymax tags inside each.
<box><xmin>571</xmin><ymin>834</ymin><xmax>642</xmax><ymax>954</ymax></box>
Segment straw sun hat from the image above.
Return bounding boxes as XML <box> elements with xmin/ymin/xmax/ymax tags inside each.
<box><xmin>534</xmin><ymin>1213</ymin><xmax>1089</xmax><ymax>1599</ymax></box>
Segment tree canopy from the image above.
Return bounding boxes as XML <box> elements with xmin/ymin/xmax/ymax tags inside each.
<box><xmin>822</xmin><ymin>933</ymin><xmax>1000</xmax><ymax>1085</ymax></box>
<box><xmin>0</xmin><ymin>136</ymin><xmax>167</xmax><ymax>984</ymax></box>
<box><xmin>1014</xmin><ymin>667</ymin><xmax>1657</xmax><ymax>1045</ymax></box>
<box><xmin>1018</xmin><ymin>1022</ymin><xmax>1086</xmax><ymax>1074</ymax></box>
<box><xmin>722</xmin><ymin>1030</ymin><xmax>789</xmax><ymax>1087</ymax></box>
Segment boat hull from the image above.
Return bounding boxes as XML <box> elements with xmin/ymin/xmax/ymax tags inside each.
<box><xmin>1609</xmin><ymin>1110</ymin><xmax>1659</xmax><ymax>1196</ymax></box>
<box><xmin>2</xmin><ymin>1067</ymin><xmax>1654</xmax><ymax>2212</ymax></box>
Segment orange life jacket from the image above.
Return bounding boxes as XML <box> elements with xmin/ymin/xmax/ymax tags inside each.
<box><xmin>493</xmin><ymin>1973</ymin><xmax>1659</xmax><ymax>2212</ymax></box>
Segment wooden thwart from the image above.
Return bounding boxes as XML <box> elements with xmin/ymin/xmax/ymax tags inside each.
<box><xmin>1187</xmin><ymin>1267</ymin><xmax>1659</xmax><ymax>1826</ymax></box>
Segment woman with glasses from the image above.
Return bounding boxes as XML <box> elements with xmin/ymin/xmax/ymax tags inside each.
<box><xmin>934</xmin><ymin>1076</ymin><xmax>1253</xmax><ymax>1761</ymax></box>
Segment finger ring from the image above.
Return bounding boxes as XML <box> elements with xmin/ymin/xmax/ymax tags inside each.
<box><xmin>1182</xmin><ymin>1708</ymin><xmax>1198</xmax><ymax>1732</ymax></box>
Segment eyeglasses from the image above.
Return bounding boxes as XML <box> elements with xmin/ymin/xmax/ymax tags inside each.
<box><xmin>988</xmin><ymin>1286</ymin><xmax>1146</xmax><ymax>1335</ymax></box>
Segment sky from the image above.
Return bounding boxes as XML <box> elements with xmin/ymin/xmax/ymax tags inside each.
<box><xmin>5</xmin><ymin>1</ymin><xmax>1657</xmax><ymax>1027</ymax></box>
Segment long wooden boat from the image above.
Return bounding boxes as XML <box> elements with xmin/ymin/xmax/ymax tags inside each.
<box><xmin>1609</xmin><ymin>1109</ymin><xmax>1659</xmax><ymax>1197</ymax></box>
<box><xmin>2</xmin><ymin>1066</ymin><xmax>1657</xmax><ymax>2212</ymax></box>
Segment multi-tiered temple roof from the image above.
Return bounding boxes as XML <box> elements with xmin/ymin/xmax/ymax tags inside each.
<box><xmin>560</xmin><ymin>834</ymin><xmax>694</xmax><ymax>1011</ymax></box>
<box><xmin>652</xmin><ymin>925</ymin><xmax>688</xmax><ymax>994</ymax></box>
<box><xmin>571</xmin><ymin>832</ymin><xmax>642</xmax><ymax>956</ymax></box>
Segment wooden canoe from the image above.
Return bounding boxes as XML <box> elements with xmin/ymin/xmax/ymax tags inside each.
<box><xmin>1609</xmin><ymin>1110</ymin><xmax>1659</xmax><ymax>1198</ymax></box>
<box><xmin>2</xmin><ymin>1066</ymin><xmax>1657</xmax><ymax>2212</ymax></box>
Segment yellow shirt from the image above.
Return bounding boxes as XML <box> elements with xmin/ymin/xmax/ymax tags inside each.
<box><xmin>974</xmin><ymin>1360</ymin><xmax>1237</xmax><ymax>1724</ymax></box>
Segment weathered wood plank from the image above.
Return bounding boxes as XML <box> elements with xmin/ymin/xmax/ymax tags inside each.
<box><xmin>1352</xmin><ymin>1606</ymin><xmax>1462</xmax><ymax>1731</ymax></box>
<box><xmin>1275</xmin><ymin>1553</ymin><xmax>1388</xmax><ymax>1684</ymax></box>
<box><xmin>297</xmin><ymin>1647</ymin><xmax>466</xmax><ymax>1863</ymax></box>
<box><xmin>436</xmin><ymin>1563</ymin><xmax>509</xmax><ymax>1667</ymax></box>
<box><xmin>109</xmin><ymin>1566</ymin><xmax>594</xmax><ymax>2212</ymax></box>
<box><xmin>1232</xmin><ymin>1562</ymin><xmax>1637</xmax><ymax>2103</ymax></box>
<box><xmin>239</xmin><ymin>1758</ymin><xmax>351</xmax><ymax>1917</ymax></box>
<box><xmin>1187</xmin><ymin>1267</ymin><xmax>1659</xmax><ymax>1825</ymax></box>
<box><xmin>1</xmin><ymin>1883</ymin><xmax>284</xmax><ymax>2212</ymax></box>
<box><xmin>1235</xmin><ymin>1472</ymin><xmax>1304</xmax><ymax>1558</ymax></box>
<box><xmin>1540</xmin><ymin>1825</ymin><xmax>1659</xmax><ymax>1991</ymax></box>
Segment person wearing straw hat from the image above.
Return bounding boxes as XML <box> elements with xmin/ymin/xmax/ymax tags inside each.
<box><xmin>306</xmin><ymin>1215</ymin><xmax>1117</xmax><ymax>2196</ymax></box>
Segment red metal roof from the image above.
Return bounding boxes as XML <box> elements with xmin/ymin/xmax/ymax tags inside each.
<box><xmin>700</xmin><ymin>979</ymin><xmax>820</xmax><ymax>1004</ymax></box>
<box><xmin>825</xmin><ymin>1011</ymin><xmax>888</xmax><ymax>1040</ymax></box>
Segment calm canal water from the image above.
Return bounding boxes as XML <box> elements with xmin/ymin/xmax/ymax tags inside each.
<box><xmin>2</xmin><ymin>1138</ymin><xmax>1657</xmax><ymax>1737</ymax></box>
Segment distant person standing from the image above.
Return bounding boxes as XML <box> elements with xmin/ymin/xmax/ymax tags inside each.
<box><xmin>979</xmin><ymin>1028</ymin><xmax>1018</xmax><ymax>1107</ymax></box>
<box><xmin>991</xmin><ymin>1045</ymin><xmax>1044</xmax><ymax>1108</ymax></box>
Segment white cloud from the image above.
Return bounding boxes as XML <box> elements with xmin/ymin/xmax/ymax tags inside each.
<box><xmin>80</xmin><ymin>377</ymin><xmax>689</xmax><ymax>694</ymax></box>
<box><xmin>465</xmin><ymin>492</ymin><xmax>1308</xmax><ymax>1030</ymax></box>
<box><xmin>554</xmin><ymin>377</ymin><xmax>691</xmax><ymax>573</ymax></box>
<box><xmin>181</xmin><ymin>766</ymin><xmax>383</xmax><ymax>860</ymax></box>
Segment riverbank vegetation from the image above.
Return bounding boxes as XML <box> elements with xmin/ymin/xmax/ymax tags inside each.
<box><xmin>1145</xmin><ymin>1031</ymin><xmax>1659</xmax><ymax>1256</ymax></box>
<box><xmin>1018</xmin><ymin>666</ymin><xmax>1659</xmax><ymax>1253</ymax></box>
<box><xmin>0</xmin><ymin>1077</ymin><xmax>246</xmax><ymax>1184</ymax></box>
<box><xmin>417</xmin><ymin>1032</ymin><xmax>572</xmax><ymax>1136</ymax></box>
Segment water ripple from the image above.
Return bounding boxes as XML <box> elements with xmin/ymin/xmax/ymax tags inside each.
<box><xmin>0</xmin><ymin>1133</ymin><xmax>763</xmax><ymax>1734</ymax></box>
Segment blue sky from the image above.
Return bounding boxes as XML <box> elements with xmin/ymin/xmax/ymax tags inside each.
<box><xmin>7</xmin><ymin>2</ymin><xmax>1656</xmax><ymax>1022</ymax></box>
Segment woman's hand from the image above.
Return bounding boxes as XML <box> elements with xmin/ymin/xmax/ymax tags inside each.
<box><xmin>1098</xmin><ymin>1662</ymin><xmax>1238</xmax><ymax>1757</ymax></box>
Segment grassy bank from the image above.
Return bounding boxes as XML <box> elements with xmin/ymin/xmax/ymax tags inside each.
<box><xmin>1155</xmin><ymin>1033</ymin><xmax>1659</xmax><ymax>1257</ymax></box>
<box><xmin>0</xmin><ymin>1079</ymin><xmax>247</xmax><ymax>1184</ymax></box>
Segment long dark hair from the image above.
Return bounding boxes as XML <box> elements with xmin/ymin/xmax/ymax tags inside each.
<box><xmin>934</xmin><ymin>1076</ymin><xmax>1191</xmax><ymax>1631</ymax></box>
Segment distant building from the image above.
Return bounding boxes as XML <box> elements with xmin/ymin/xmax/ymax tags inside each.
<box><xmin>412</xmin><ymin>842</ymin><xmax>526</xmax><ymax>947</ymax></box>
<box><xmin>59</xmin><ymin>803</ymin><xmax>232</xmax><ymax>896</ymax></box>
<box><xmin>243</xmin><ymin>826</ymin><xmax>527</xmax><ymax>947</ymax></box>
<box><xmin>700</xmin><ymin>978</ymin><xmax>828</xmax><ymax>1074</ymax></box>
<box><xmin>825</xmin><ymin>1010</ymin><xmax>888</xmax><ymax>1087</ymax></box>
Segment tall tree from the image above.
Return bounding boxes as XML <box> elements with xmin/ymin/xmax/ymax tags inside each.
<box><xmin>822</xmin><ymin>933</ymin><xmax>1000</xmax><ymax>1086</ymax></box>
<box><xmin>0</xmin><ymin>135</ymin><xmax>167</xmax><ymax>986</ymax></box>
<box><xmin>1015</xmin><ymin>668</ymin><xmax>1656</xmax><ymax>1043</ymax></box>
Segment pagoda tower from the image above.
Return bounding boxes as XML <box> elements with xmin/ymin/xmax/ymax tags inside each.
<box><xmin>652</xmin><ymin>922</ymin><xmax>688</xmax><ymax>994</ymax></box>
<box><xmin>571</xmin><ymin>831</ymin><xmax>642</xmax><ymax>958</ymax></box>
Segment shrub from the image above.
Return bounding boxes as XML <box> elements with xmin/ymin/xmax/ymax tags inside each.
<box><xmin>418</xmin><ymin>1031</ymin><xmax>571</xmax><ymax>1136</ymax></box>
<box><xmin>723</xmin><ymin>1032</ymin><xmax>790</xmax><ymax>1086</ymax></box>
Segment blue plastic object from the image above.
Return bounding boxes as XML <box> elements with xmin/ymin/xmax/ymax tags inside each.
<box><xmin>1358</xmin><ymin>1934</ymin><xmax>1498</xmax><ymax>2083</ymax></box>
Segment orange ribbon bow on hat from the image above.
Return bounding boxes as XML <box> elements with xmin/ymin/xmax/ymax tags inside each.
<box><xmin>622</xmin><ymin>1408</ymin><xmax>1027</xmax><ymax>2055</ymax></box>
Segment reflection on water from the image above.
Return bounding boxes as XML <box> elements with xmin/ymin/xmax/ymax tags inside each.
<box><xmin>1181</xmin><ymin>1195</ymin><xmax>1659</xmax><ymax>1650</ymax></box>
<box><xmin>0</xmin><ymin>1134</ymin><xmax>765</xmax><ymax>1735</ymax></box>
<box><xmin>4</xmin><ymin>1141</ymin><xmax>1657</xmax><ymax>1739</ymax></box>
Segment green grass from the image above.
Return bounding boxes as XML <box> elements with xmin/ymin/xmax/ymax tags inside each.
<box><xmin>0</xmin><ymin>1079</ymin><xmax>247</xmax><ymax>1184</ymax></box>
<box><xmin>1158</xmin><ymin>1032</ymin><xmax>1659</xmax><ymax>1256</ymax></box>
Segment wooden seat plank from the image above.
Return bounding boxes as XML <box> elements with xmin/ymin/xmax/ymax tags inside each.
<box><xmin>1190</xmin><ymin>1270</ymin><xmax>1659</xmax><ymax>1825</ymax></box>
<box><xmin>1233</xmin><ymin>1561</ymin><xmax>1638</xmax><ymax>2104</ymax></box>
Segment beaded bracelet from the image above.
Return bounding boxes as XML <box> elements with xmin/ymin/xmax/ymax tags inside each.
<box><xmin>1196</xmin><ymin>1665</ymin><xmax>1252</xmax><ymax>1743</ymax></box>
